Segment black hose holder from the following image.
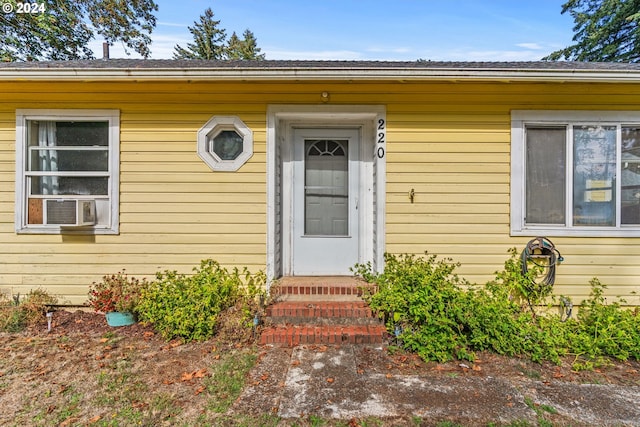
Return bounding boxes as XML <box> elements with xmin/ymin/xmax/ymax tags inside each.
<box><xmin>520</xmin><ymin>236</ymin><xmax>563</xmax><ymax>291</ymax></box>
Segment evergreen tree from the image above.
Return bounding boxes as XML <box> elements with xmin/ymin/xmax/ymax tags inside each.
<box><xmin>226</xmin><ymin>29</ymin><xmax>266</xmax><ymax>60</ymax></box>
<box><xmin>0</xmin><ymin>0</ymin><xmax>158</xmax><ymax>61</ymax></box>
<box><xmin>544</xmin><ymin>0</ymin><xmax>640</xmax><ymax>62</ymax></box>
<box><xmin>173</xmin><ymin>8</ymin><xmax>227</xmax><ymax>60</ymax></box>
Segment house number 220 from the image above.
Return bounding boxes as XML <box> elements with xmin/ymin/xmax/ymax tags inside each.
<box><xmin>377</xmin><ymin>118</ymin><xmax>386</xmax><ymax>159</ymax></box>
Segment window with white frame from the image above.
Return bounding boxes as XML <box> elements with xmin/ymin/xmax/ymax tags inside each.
<box><xmin>15</xmin><ymin>110</ymin><xmax>119</xmax><ymax>234</ymax></box>
<box><xmin>511</xmin><ymin>111</ymin><xmax>640</xmax><ymax>236</ymax></box>
<box><xmin>197</xmin><ymin>116</ymin><xmax>253</xmax><ymax>171</ymax></box>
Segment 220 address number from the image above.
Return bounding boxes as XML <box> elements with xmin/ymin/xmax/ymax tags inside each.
<box><xmin>377</xmin><ymin>118</ymin><xmax>386</xmax><ymax>159</ymax></box>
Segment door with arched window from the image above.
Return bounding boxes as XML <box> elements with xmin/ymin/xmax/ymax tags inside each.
<box><xmin>291</xmin><ymin>128</ymin><xmax>360</xmax><ymax>275</ymax></box>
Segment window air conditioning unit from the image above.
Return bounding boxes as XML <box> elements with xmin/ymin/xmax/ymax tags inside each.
<box><xmin>44</xmin><ymin>199</ymin><xmax>96</xmax><ymax>226</ymax></box>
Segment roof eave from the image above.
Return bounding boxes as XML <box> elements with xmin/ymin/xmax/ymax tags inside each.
<box><xmin>1</xmin><ymin>67</ymin><xmax>640</xmax><ymax>82</ymax></box>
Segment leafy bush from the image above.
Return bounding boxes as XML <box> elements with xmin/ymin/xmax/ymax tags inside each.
<box><xmin>570</xmin><ymin>278</ymin><xmax>640</xmax><ymax>366</ymax></box>
<box><xmin>0</xmin><ymin>288</ymin><xmax>58</xmax><ymax>332</ymax></box>
<box><xmin>355</xmin><ymin>252</ymin><xmax>474</xmax><ymax>361</ymax></box>
<box><xmin>357</xmin><ymin>250</ymin><xmax>640</xmax><ymax>365</ymax></box>
<box><xmin>88</xmin><ymin>270</ymin><xmax>147</xmax><ymax>313</ymax></box>
<box><xmin>137</xmin><ymin>259</ymin><xmax>265</xmax><ymax>341</ymax></box>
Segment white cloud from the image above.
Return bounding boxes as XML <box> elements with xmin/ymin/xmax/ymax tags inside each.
<box><xmin>516</xmin><ymin>43</ymin><xmax>544</xmax><ymax>50</ymax></box>
<box><xmin>365</xmin><ymin>47</ymin><xmax>412</xmax><ymax>54</ymax></box>
<box><xmin>150</xmin><ymin>34</ymin><xmax>191</xmax><ymax>58</ymax></box>
<box><xmin>431</xmin><ymin>48</ymin><xmax>549</xmax><ymax>62</ymax></box>
<box><xmin>89</xmin><ymin>33</ymin><xmax>190</xmax><ymax>59</ymax></box>
<box><xmin>263</xmin><ymin>49</ymin><xmax>365</xmax><ymax>61</ymax></box>
<box><xmin>157</xmin><ymin>21</ymin><xmax>189</xmax><ymax>28</ymax></box>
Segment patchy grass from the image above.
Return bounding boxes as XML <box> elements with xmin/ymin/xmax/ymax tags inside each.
<box><xmin>1</xmin><ymin>307</ymin><xmax>639</xmax><ymax>426</ymax></box>
<box><xmin>205</xmin><ymin>348</ymin><xmax>257</xmax><ymax>413</ymax></box>
<box><xmin>0</xmin><ymin>310</ymin><xmax>265</xmax><ymax>427</ymax></box>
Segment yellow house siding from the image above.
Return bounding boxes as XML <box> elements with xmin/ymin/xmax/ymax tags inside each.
<box><xmin>1</xmin><ymin>79</ymin><xmax>640</xmax><ymax>305</ymax></box>
<box><xmin>1</xmin><ymin>81</ymin><xmax>270</xmax><ymax>304</ymax></box>
<box><xmin>384</xmin><ymin>82</ymin><xmax>640</xmax><ymax>306</ymax></box>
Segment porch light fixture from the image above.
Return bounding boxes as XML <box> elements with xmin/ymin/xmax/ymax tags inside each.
<box><xmin>197</xmin><ymin>116</ymin><xmax>253</xmax><ymax>171</ymax></box>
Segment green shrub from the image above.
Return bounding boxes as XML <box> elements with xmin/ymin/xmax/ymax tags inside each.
<box><xmin>0</xmin><ymin>294</ymin><xmax>26</xmax><ymax>333</ymax></box>
<box><xmin>0</xmin><ymin>288</ymin><xmax>58</xmax><ymax>332</ymax></box>
<box><xmin>358</xmin><ymin>251</ymin><xmax>640</xmax><ymax>366</ymax></box>
<box><xmin>137</xmin><ymin>259</ymin><xmax>265</xmax><ymax>341</ymax></box>
<box><xmin>571</xmin><ymin>278</ymin><xmax>640</xmax><ymax>364</ymax></box>
<box><xmin>356</xmin><ymin>252</ymin><xmax>474</xmax><ymax>362</ymax></box>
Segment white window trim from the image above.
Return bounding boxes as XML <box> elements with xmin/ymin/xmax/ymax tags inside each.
<box><xmin>15</xmin><ymin>109</ymin><xmax>120</xmax><ymax>235</ymax></box>
<box><xmin>197</xmin><ymin>116</ymin><xmax>253</xmax><ymax>171</ymax></box>
<box><xmin>511</xmin><ymin>110</ymin><xmax>640</xmax><ymax>237</ymax></box>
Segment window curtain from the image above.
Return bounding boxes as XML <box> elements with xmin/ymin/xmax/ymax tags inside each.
<box><xmin>38</xmin><ymin>121</ymin><xmax>58</xmax><ymax>195</ymax></box>
<box><xmin>525</xmin><ymin>128</ymin><xmax>566</xmax><ymax>224</ymax></box>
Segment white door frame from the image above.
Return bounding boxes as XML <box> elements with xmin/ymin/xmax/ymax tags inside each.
<box><xmin>266</xmin><ymin>105</ymin><xmax>386</xmax><ymax>282</ymax></box>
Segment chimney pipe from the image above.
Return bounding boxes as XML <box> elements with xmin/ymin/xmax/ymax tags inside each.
<box><xmin>102</xmin><ymin>42</ymin><xmax>110</xmax><ymax>60</ymax></box>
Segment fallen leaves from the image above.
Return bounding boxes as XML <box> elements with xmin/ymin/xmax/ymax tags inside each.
<box><xmin>180</xmin><ymin>368</ymin><xmax>208</xmax><ymax>382</ymax></box>
<box><xmin>161</xmin><ymin>340</ymin><xmax>182</xmax><ymax>351</ymax></box>
<box><xmin>59</xmin><ymin>416</ymin><xmax>79</xmax><ymax>427</ymax></box>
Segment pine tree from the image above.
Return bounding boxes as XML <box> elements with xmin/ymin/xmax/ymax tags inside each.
<box><xmin>544</xmin><ymin>0</ymin><xmax>640</xmax><ymax>62</ymax></box>
<box><xmin>173</xmin><ymin>8</ymin><xmax>227</xmax><ymax>60</ymax></box>
<box><xmin>226</xmin><ymin>30</ymin><xmax>265</xmax><ymax>60</ymax></box>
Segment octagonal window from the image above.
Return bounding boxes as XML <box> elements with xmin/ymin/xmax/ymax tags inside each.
<box><xmin>197</xmin><ymin>116</ymin><xmax>253</xmax><ymax>171</ymax></box>
<box><xmin>212</xmin><ymin>130</ymin><xmax>243</xmax><ymax>160</ymax></box>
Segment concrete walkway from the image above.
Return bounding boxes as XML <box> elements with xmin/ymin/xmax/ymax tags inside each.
<box><xmin>233</xmin><ymin>344</ymin><xmax>640</xmax><ymax>426</ymax></box>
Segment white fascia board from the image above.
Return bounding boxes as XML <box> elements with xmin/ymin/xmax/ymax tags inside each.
<box><xmin>1</xmin><ymin>67</ymin><xmax>640</xmax><ymax>83</ymax></box>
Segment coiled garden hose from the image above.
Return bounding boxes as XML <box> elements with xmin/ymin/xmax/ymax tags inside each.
<box><xmin>520</xmin><ymin>236</ymin><xmax>564</xmax><ymax>293</ymax></box>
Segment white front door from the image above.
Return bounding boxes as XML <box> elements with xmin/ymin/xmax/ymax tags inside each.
<box><xmin>291</xmin><ymin>128</ymin><xmax>360</xmax><ymax>275</ymax></box>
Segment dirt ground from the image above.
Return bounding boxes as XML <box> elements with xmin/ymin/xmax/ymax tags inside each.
<box><xmin>1</xmin><ymin>310</ymin><xmax>640</xmax><ymax>426</ymax></box>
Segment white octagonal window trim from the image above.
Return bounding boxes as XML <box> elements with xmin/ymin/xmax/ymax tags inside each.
<box><xmin>197</xmin><ymin>116</ymin><xmax>253</xmax><ymax>171</ymax></box>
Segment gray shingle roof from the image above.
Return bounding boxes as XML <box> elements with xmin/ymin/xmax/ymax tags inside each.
<box><xmin>1</xmin><ymin>59</ymin><xmax>640</xmax><ymax>71</ymax></box>
<box><xmin>2</xmin><ymin>59</ymin><xmax>640</xmax><ymax>82</ymax></box>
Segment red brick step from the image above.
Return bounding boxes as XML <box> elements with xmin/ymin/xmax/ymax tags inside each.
<box><xmin>266</xmin><ymin>301</ymin><xmax>378</xmax><ymax>325</ymax></box>
<box><xmin>270</xmin><ymin>277</ymin><xmax>377</xmax><ymax>297</ymax></box>
<box><xmin>259</xmin><ymin>324</ymin><xmax>386</xmax><ymax>346</ymax></box>
<box><xmin>259</xmin><ymin>277</ymin><xmax>386</xmax><ymax>347</ymax></box>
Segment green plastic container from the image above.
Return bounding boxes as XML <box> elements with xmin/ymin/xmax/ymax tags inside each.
<box><xmin>105</xmin><ymin>312</ymin><xmax>136</xmax><ymax>327</ymax></box>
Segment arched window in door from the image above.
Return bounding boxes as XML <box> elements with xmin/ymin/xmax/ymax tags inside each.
<box><xmin>304</xmin><ymin>139</ymin><xmax>349</xmax><ymax>236</ymax></box>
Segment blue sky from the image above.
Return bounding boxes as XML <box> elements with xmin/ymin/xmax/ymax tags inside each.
<box><xmin>93</xmin><ymin>0</ymin><xmax>575</xmax><ymax>61</ymax></box>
